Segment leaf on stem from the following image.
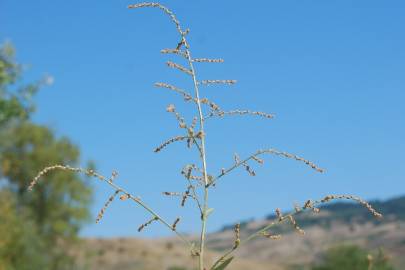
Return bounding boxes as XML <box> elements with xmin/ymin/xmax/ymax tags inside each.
<box><xmin>212</xmin><ymin>257</ymin><xmax>234</xmax><ymax>270</ymax></box>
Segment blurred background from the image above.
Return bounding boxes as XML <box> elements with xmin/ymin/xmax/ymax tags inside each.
<box><xmin>1</xmin><ymin>1</ymin><xmax>404</xmax><ymax>269</ymax></box>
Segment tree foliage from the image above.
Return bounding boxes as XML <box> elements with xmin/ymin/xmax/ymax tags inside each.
<box><xmin>0</xmin><ymin>43</ymin><xmax>92</xmax><ymax>270</ymax></box>
<box><xmin>0</xmin><ymin>43</ymin><xmax>40</xmax><ymax>127</ymax></box>
<box><xmin>312</xmin><ymin>245</ymin><xmax>396</xmax><ymax>270</ymax></box>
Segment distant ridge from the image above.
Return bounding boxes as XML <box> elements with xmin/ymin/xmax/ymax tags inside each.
<box><xmin>207</xmin><ymin>194</ymin><xmax>405</xmax><ymax>269</ymax></box>
<box><xmin>78</xmin><ymin>195</ymin><xmax>405</xmax><ymax>270</ymax></box>
<box><xmin>220</xmin><ymin>195</ymin><xmax>405</xmax><ymax>232</ymax></box>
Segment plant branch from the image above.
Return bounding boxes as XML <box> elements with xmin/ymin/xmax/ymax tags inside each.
<box><xmin>211</xmin><ymin>194</ymin><xmax>382</xmax><ymax>269</ymax></box>
<box><xmin>28</xmin><ymin>165</ymin><xmax>195</xmax><ymax>250</ymax></box>
<box><xmin>204</xmin><ymin>109</ymin><xmax>275</xmax><ymax>120</ymax></box>
<box><xmin>209</xmin><ymin>148</ymin><xmax>324</xmax><ymax>187</ymax></box>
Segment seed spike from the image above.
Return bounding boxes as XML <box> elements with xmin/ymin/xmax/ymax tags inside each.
<box><xmin>288</xmin><ymin>215</ymin><xmax>305</xmax><ymax>235</ymax></box>
<box><xmin>181</xmin><ymin>185</ymin><xmax>192</xmax><ymax>207</ymax></box>
<box><xmin>160</xmin><ymin>48</ymin><xmax>187</xmax><ymax>58</ymax></box>
<box><xmin>96</xmin><ymin>190</ymin><xmax>120</xmax><ymax>223</ymax></box>
<box><xmin>199</xmin><ymin>80</ymin><xmax>236</xmax><ymax>85</ymax></box>
<box><xmin>315</xmin><ymin>195</ymin><xmax>382</xmax><ymax>218</ymax></box>
<box><xmin>193</xmin><ymin>58</ymin><xmax>224</xmax><ymax>63</ymax></box>
<box><xmin>154</xmin><ymin>135</ymin><xmax>189</xmax><ymax>153</ymax></box>
<box><xmin>128</xmin><ymin>3</ymin><xmax>183</xmax><ymax>35</ymax></box>
<box><xmin>138</xmin><ymin>216</ymin><xmax>159</xmax><ymax>232</ymax></box>
<box><xmin>162</xmin><ymin>191</ymin><xmax>183</xmax><ymax>197</ymax></box>
<box><xmin>166</xmin><ymin>61</ymin><xmax>193</xmax><ymax>75</ymax></box>
<box><xmin>206</xmin><ymin>110</ymin><xmax>275</xmax><ymax>120</ymax></box>
<box><xmin>262</xmin><ymin>231</ymin><xmax>282</xmax><ymax>240</ymax></box>
<box><xmin>120</xmin><ymin>193</ymin><xmax>130</xmax><ymax>201</ymax></box>
<box><xmin>155</xmin><ymin>82</ymin><xmax>194</xmax><ymax>102</ymax></box>
<box><xmin>172</xmin><ymin>217</ymin><xmax>181</xmax><ymax>231</ymax></box>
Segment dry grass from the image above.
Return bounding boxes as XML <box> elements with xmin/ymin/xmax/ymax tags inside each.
<box><xmin>75</xmin><ymin>219</ymin><xmax>405</xmax><ymax>270</ymax></box>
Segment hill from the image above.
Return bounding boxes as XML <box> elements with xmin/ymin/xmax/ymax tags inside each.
<box><xmin>221</xmin><ymin>195</ymin><xmax>405</xmax><ymax>233</ymax></box>
<box><xmin>78</xmin><ymin>195</ymin><xmax>405</xmax><ymax>270</ymax></box>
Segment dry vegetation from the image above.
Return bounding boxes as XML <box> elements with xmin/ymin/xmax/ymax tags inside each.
<box><xmin>76</xmin><ymin>219</ymin><xmax>405</xmax><ymax>270</ymax></box>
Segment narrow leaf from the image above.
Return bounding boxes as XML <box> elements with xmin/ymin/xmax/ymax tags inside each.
<box><xmin>206</xmin><ymin>208</ymin><xmax>214</xmax><ymax>217</ymax></box>
<box><xmin>212</xmin><ymin>257</ymin><xmax>234</xmax><ymax>270</ymax></box>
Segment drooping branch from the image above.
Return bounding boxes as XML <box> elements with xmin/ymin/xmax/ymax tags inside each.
<box><xmin>28</xmin><ymin>165</ymin><xmax>195</xmax><ymax>249</ymax></box>
<box><xmin>210</xmin><ymin>194</ymin><xmax>382</xmax><ymax>269</ymax></box>
<box><xmin>154</xmin><ymin>135</ymin><xmax>189</xmax><ymax>153</ymax></box>
<box><xmin>209</xmin><ymin>148</ymin><xmax>324</xmax><ymax>187</ymax></box>
<box><xmin>205</xmin><ymin>109</ymin><xmax>275</xmax><ymax>120</ymax></box>
<box><xmin>128</xmin><ymin>3</ymin><xmax>184</xmax><ymax>35</ymax></box>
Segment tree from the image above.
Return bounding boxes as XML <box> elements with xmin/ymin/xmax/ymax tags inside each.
<box><xmin>0</xmin><ymin>43</ymin><xmax>40</xmax><ymax>127</ymax></box>
<box><xmin>312</xmin><ymin>245</ymin><xmax>396</xmax><ymax>270</ymax></box>
<box><xmin>0</xmin><ymin>43</ymin><xmax>92</xmax><ymax>270</ymax></box>
<box><xmin>0</xmin><ymin>190</ymin><xmax>47</xmax><ymax>270</ymax></box>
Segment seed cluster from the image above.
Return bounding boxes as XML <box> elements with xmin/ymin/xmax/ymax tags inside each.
<box><xmin>96</xmin><ymin>190</ymin><xmax>121</xmax><ymax>223</ymax></box>
<box><xmin>181</xmin><ymin>185</ymin><xmax>192</xmax><ymax>206</ymax></box>
<box><xmin>257</xmin><ymin>149</ymin><xmax>324</xmax><ymax>173</ymax></box>
<box><xmin>199</xmin><ymin>80</ymin><xmax>237</xmax><ymax>85</ymax></box>
<box><xmin>138</xmin><ymin>216</ymin><xmax>159</xmax><ymax>232</ymax></box>
<box><xmin>161</xmin><ymin>48</ymin><xmax>187</xmax><ymax>58</ymax></box>
<box><xmin>154</xmin><ymin>135</ymin><xmax>188</xmax><ymax>153</ymax></box>
<box><xmin>28</xmin><ymin>165</ymin><xmax>107</xmax><ymax>190</ymax></box>
<box><xmin>259</xmin><ymin>194</ymin><xmax>383</xmax><ymax>241</ymax></box>
<box><xmin>155</xmin><ymin>82</ymin><xmax>193</xmax><ymax>102</ymax></box>
<box><xmin>172</xmin><ymin>217</ymin><xmax>181</xmax><ymax>231</ymax></box>
<box><xmin>316</xmin><ymin>195</ymin><xmax>382</xmax><ymax>218</ymax></box>
<box><xmin>166</xmin><ymin>61</ymin><xmax>193</xmax><ymax>75</ymax></box>
<box><xmin>128</xmin><ymin>3</ymin><xmax>183</xmax><ymax>34</ymax></box>
<box><xmin>207</xmin><ymin>110</ymin><xmax>275</xmax><ymax>120</ymax></box>
<box><xmin>120</xmin><ymin>194</ymin><xmax>131</xmax><ymax>201</ymax></box>
<box><xmin>234</xmin><ymin>153</ymin><xmax>256</xmax><ymax>177</ymax></box>
<box><xmin>261</xmin><ymin>231</ymin><xmax>282</xmax><ymax>240</ymax></box>
<box><xmin>193</xmin><ymin>58</ymin><xmax>224</xmax><ymax>63</ymax></box>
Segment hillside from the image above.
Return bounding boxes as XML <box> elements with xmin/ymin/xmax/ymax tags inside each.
<box><xmin>78</xmin><ymin>195</ymin><xmax>405</xmax><ymax>270</ymax></box>
<box><xmin>221</xmin><ymin>195</ymin><xmax>405</xmax><ymax>233</ymax></box>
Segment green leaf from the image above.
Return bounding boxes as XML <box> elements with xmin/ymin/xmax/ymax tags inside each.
<box><xmin>212</xmin><ymin>257</ymin><xmax>234</xmax><ymax>270</ymax></box>
<box><xmin>206</xmin><ymin>208</ymin><xmax>214</xmax><ymax>217</ymax></box>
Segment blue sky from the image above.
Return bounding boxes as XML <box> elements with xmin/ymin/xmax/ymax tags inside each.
<box><xmin>1</xmin><ymin>0</ymin><xmax>404</xmax><ymax>238</ymax></box>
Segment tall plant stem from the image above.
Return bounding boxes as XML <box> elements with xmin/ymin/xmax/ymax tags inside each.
<box><xmin>184</xmin><ymin>40</ymin><xmax>209</xmax><ymax>270</ymax></box>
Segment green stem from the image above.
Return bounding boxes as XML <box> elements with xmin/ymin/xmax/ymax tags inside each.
<box><xmin>185</xmin><ymin>41</ymin><xmax>209</xmax><ymax>270</ymax></box>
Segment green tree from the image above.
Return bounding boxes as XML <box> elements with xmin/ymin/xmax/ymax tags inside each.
<box><xmin>312</xmin><ymin>245</ymin><xmax>395</xmax><ymax>270</ymax></box>
<box><xmin>0</xmin><ymin>43</ymin><xmax>41</xmax><ymax>127</ymax></box>
<box><xmin>0</xmin><ymin>43</ymin><xmax>92</xmax><ymax>270</ymax></box>
<box><xmin>0</xmin><ymin>190</ymin><xmax>47</xmax><ymax>270</ymax></box>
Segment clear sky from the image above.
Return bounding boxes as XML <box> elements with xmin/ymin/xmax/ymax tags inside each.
<box><xmin>1</xmin><ymin>0</ymin><xmax>404</xmax><ymax>238</ymax></box>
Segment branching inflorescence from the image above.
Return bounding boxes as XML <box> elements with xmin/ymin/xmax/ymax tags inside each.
<box><xmin>29</xmin><ymin>3</ymin><xmax>382</xmax><ymax>270</ymax></box>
